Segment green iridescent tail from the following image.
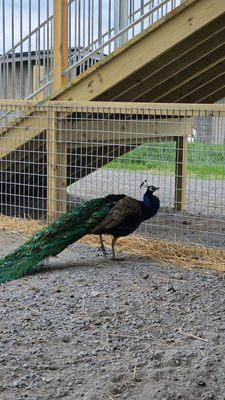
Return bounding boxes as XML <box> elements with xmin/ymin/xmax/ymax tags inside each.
<box><xmin>0</xmin><ymin>194</ymin><xmax>122</xmax><ymax>283</ymax></box>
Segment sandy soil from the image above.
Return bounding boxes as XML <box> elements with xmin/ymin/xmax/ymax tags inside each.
<box><xmin>0</xmin><ymin>230</ymin><xmax>225</xmax><ymax>400</ymax></box>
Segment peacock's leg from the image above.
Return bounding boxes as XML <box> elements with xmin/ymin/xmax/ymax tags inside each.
<box><xmin>99</xmin><ymin>234</ymin><xmax>107</xmax><ymax>257</ymax></box>
<box><xmin>111</xmin><ymin>236</ymin><xmax>118</xmax><ymax>260</ymax></box>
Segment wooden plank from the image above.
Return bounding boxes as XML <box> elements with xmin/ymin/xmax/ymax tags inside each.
<box><xmin>110</xmin><ymin>20</ymin><xmax>225</xmax><ymax>102</ymax></box>
<box><xmin>0</xmin><ymin>112</ymin><xmax>48</xmax><ymax>158</ymax></box>
<box><xmin>53</xmin><ymin>0</ymin><xmax>68</xmax><ymax>92</ymax></box>
<box><xmin>141</xmin><ymin>48</ymin><xmax>225</xmax><ymax>102</ymax></box>
<box><xmin>0</xmin><ymin>100</ymin><xmax>37</xmax><ymax>106</ymax></box>
<box><xmin>47</xmin><ymin>100</ymin><xmax>225</xmax><ymax>117</ymax></box>
<box><xmin>1</xmin><ymin>99</ymin><xmax>225</xmax><ymax>116</ymax></box>
<box><xmin>184</xmin><ymin>72</ymin><xmax>225</xmax><ymax>104</ymax></box>
<box><xmin>47</xmin><ymin>111</ymin><xmax>67</xmax><ymax>222</ymax></box>
<box><xmin>155</xmin><ymin>55</ymin><xmax>225</xmax><ymax>103</ymax></box>
<box><xmin>174</xmin><ymin>136</ymin><xmax>188</xmax><ymax>211</ymax></box>
<box><xmin>58</xmin><ymin>119</ymin><xmax>192</xmax><ymax>147</ymax></box>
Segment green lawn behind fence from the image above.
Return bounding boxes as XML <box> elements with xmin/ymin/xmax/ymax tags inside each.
<box><xmin>105</xmin><ymin>142</ymin><xmax>225</xmax><ymax>179</ymax></box>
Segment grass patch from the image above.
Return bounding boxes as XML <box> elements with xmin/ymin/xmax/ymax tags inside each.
<box><xmin>105</xmin><ymin>142</ymin><xmax>225</xmax><ymax>179</ymax></box>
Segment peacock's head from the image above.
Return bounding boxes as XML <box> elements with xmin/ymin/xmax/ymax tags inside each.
<box><xmin>140</xmin><ymin>180</ymin><xmax>159</xmax><ymax>194</ymax></box>
<box><xmin>140</xmin><ymin>180</ymin><xmax>159</xmax><ymax>207</ymax></box>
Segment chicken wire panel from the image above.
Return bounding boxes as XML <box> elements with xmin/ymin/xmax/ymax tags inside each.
<box><xmin>0</xmin><ymin>101</ymin><xmax>225</xmax><ymax>249</ymax></box>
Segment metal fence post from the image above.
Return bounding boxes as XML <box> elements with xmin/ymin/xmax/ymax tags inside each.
<box><xmin>114</xmin><ymin>0</ymin><xmax>128</xmax><ymax>49</ymax></box>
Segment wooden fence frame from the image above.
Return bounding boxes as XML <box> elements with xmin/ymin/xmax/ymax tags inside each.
<box><xmin>1</xmin><ymin>100</ymin><xmax>225</xmax><ymax>219</ymax></box>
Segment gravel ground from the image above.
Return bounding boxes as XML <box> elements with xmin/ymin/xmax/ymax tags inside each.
<box><xmin>1</xmin><ymin>230</ymin><xmax>225</xmax><ymax>400</ymax></box>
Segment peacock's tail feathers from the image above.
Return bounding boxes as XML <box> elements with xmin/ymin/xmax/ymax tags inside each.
<box><xmin>0</xmin><ymin>194</ymin><xmax>124</xmax><ymax>283</ymax></box>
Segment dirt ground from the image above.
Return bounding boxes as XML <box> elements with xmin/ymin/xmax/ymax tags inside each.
<box><xmin>0</xmin><ymin>230</ymin><xmax>225</xmax><ymax>400</ymax></box>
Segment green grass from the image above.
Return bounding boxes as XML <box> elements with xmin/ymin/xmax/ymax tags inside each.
<box><xmin>105</xmin><ymin>142</ymin><xmax>225</xmax><ymax>179</ymax></box>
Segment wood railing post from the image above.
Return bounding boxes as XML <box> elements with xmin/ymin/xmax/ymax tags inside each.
<box><xmin>174</xmin><ymin>135</ymin><xmax>188</xmax><ymax>211</ymax></box>
<box><xmin>47</xmin><ymin>1</ymin><xmax>68</xmax><ymax>222</ymax></box>
<box><xmin>47</xmin><ymin>110</ymin><xmax>67</xmax><ymax>223</ymax></box>
<box><xmin>53</xmin><ymin>0</ymin><xmax>68</xmax><ymax>92</ymax></box>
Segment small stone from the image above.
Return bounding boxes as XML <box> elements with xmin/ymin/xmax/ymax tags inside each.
<box><xmin>61</xmin><ymin>335</ymin><xmax>71</xmax><ymax>343</ymax></box>
<box><xmin>93</xmin><ymin>319</ymin><xmax>102</xmax><ymax>326</ymax></box>
<box><xmin>218</xmin><ymin>326</ymin><xmax>225</xmax><ymax>332</ymax></box>
<box><xmin>167</xmin><ymin>285</ymin><xmax>176</xmax><ymax>293</ymax></box>
<box><xmin>53</xmin><ymin>285</ymin><xmax>62</xmax><ymax>293</ymax></box>
<box><xmin>153</xmin><ymin>282</ymin><xmax>159</xmax><ymax>290</ymax></box>
<box><xmin>91</xmin><ymin>290</ymin><xmax>100</xmax><ymax>297</ymax></box>
<box><xmin>197</xmin><ymin>380</ymin><xmax>206</xmax><ymax>387</ymax></box>
<box><xmin>174</xmin><ymin>272</ymin><xmax>183</xmax><ymax>280</ymax></box>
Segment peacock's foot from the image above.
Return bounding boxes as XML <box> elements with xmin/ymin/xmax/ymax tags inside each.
<box><xmin>96</xmin><ymin>247</ymin><xmax>110</xmax><ymax>258</ymax></box>
<box><xmin>101</xmin><ymin>249</ymin><xmax>107</xmax><ymax>258</ymax></box>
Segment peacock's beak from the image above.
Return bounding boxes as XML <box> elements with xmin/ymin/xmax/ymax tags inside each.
<box><xmin>153</xmin><ymin>187</ymin><xmax>160</xmax><ymax>192</ymax></box>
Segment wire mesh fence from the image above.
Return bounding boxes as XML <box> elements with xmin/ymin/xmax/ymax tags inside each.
<box><xmin>0</xmin><ymin>100</ymin><xmax>225</xmax><ymax>249</ymax></box>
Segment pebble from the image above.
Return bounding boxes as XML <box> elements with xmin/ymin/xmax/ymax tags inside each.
<box><xmin>91</xmin><ymin>290</ymin><xmax>101</xmax><ymax>297</ymax></box>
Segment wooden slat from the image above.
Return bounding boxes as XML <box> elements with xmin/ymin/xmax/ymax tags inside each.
<box><xmin>0</xmin><ymin>100</ymin><xmax>37</xmax><ymax>106</ymax></box>
<box><xmin>47</xmin><ymin>100</ymin><xmax>225</xmax><ymax>116</ymax></box>
<box><xmin>1</xmin><ymin>102</ymin><xmax>225</xmax><ymax>117</ymax></box>
<box><xmin>58</xmin><ymin>120</ymin><xmax>192</xmax><ymax>147</ymax></box>
<box><xmin>108</xmin><ymin>19</ymin><xmax>225</xmax><ymax>102</ymax></box>
<box><xmin>0</xmin><ymin>112</ymin><xmax>48</xmax><ymax>158</ymax></box>
<box><xmin>154</xmin><ymin>55</ymin><xmax>225</xmax><ymax>103</ymax></box>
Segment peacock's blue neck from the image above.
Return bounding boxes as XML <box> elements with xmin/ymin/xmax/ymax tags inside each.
<box><xmin>141</xmin><ymin>192</ymin><xmax>160</xmax><ymax>221</ymax></box>
<box><xmin>143</xmin><ymin>194</ymin><xmax>152</xmax><ymax>208</ymax></box>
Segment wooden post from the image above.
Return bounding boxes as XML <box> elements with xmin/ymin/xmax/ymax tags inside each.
<box><xmin>174</xmin><ymin>136</ymin><xmax>188</xmax><ymax>211</ymax></box>
<box><xmin>53</xmin><ymin>0</ymin><xmax>68</xmax><ymax>92</ymax></box>
<box><xmin>47</xmin><ymin>110</ymin><xmax>67</xmax><ymax>222</ymax></box>
<box><xmin>47</xmin><ymin>1</ymin><xmax>68</xmax><ymax>221</ymax></box>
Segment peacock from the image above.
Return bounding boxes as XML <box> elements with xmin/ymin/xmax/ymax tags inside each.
<box><xmin>0</xmin><ymin>181</ymin><xmax>160</xmax><ymax>283</ymax></box>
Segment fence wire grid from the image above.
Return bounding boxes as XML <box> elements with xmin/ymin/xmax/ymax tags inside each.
<box><xmin>0</xmin><ymin>100</ymin><xmax>225</xmax><ymax>249</ymax></box>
